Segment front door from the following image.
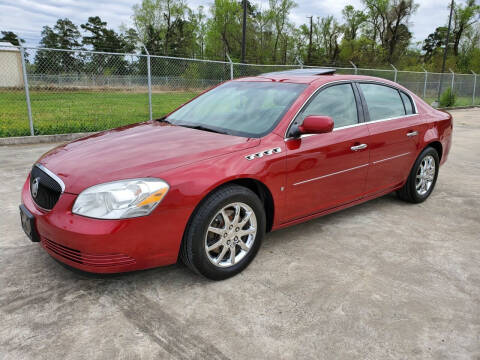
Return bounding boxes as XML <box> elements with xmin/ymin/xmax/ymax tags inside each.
<box><xmin>283</xmin><ymin>82</ymin><xmax>370</xmax><ymax>222</ymax></box>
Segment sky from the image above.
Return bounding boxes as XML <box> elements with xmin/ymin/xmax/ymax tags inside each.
<box><xmin>0</xmin><ymin>0</ymin><xmax>452</xmax><ymax>48</ymax></box>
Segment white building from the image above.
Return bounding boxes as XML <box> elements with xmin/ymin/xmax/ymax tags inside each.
<box><xmin>0</xmin><ymin>42</ymin><xmax>23</xmax><ymax>87</ymax></box>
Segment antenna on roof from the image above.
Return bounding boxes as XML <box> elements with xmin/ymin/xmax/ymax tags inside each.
<box><xmin>260</xmin><ymin>68</ymin><xmax>336</xmax><ymax>77</ymax></box>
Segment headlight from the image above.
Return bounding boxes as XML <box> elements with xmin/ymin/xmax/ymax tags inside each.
<box><xmin>72</xmin><ymin>178</ymin><xmax>169</xmax><ymax>219</ymax></box>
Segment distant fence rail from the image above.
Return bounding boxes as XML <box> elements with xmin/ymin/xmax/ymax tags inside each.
<box><xmin>0</xmin><ymin>45</ymin><xmax>479</xmax><ymax>137</ymax></box>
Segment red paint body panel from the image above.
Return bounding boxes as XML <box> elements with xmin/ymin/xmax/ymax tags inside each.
<box><xmin>284</xmin><ymin>125</ymin><xmax>370</xmax><ymax>221</ymax></box>
<box><xmin>21</xmin><ymin>74</ymin><xmax>453</xmax><ymax>273</ymax></box>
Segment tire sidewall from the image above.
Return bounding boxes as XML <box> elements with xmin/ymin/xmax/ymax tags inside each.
<box><xmin>187</xmin><ymin>187</ymin><xmax>266</xmax><ymax>280</ymax></box>
<box><xmin>409</xmin><ymin>147</ymin><xmax>440</xmax><ymax>202</ymax></box>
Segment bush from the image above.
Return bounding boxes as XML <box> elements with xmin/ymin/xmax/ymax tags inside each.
<box><xmin>439</xmin><ymin>87</ymin><xmax>456</xmax><ymax>108</ymax></box>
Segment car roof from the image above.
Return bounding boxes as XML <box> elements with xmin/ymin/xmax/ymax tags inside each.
<box><xmin>235</xmin><ymin>73</ymin><xmax>400</xmax><ymax>88</ymax></box>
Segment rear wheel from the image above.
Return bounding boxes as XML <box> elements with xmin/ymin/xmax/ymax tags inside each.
<box><xmin>181</xmin><ymin>185</ymin><xmax>265</xmax><ymax>280</ymax></box>
<box><xmin>398</xmin><ymin>146</ymin><xmax>439</xmax><ymax>203</ymax></box>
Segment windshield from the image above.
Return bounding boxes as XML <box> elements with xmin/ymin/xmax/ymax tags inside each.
<box><xmin>166</xmin><ymin>81</ymin><xmax>307</xmax><ymax>137</ymax></box>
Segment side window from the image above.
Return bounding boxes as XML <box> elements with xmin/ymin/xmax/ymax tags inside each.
<box><xmin>400</xmin><ymin>91</ymin><xmax>415</xmax><ymax>115</ymax></box>
<box><xmin>359</xmin><ymin>83</ymin><xmax>405</xmax><ymax>121</ymax></box>
<box><xmin>299</xmin><ymin>83</ymin><xmax>358</xmax><ymax>128</ymax></box>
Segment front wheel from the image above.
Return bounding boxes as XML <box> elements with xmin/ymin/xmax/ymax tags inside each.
<box><xmin>398</xmin><ymin>146</ymin><xmax>440</xmax><ymax>203</ymax></box>
<box><xmin>180</xmin><ymin>185</ymin><xmax>266</xmax><ymax>280</ymax></box>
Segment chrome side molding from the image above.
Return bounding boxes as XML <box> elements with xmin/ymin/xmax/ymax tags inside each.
<box><xmin>245</xmin><ymin>147</ymin><xmax>281</xmax><ymax>161</ymax></box>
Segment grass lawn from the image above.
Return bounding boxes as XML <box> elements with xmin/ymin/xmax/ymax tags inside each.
<box><xmin>0</xmin><ymin>90</ymin><xmax>199</xmax><ymax>137</ymax></box>
<box><xmin>424</xmin><ymin>96</ymin><xmax>480</xmax><ymax>107</ymax></box>
<box><xmin>1</xmin><ymin>90</ymin><xmax>478</xmax><ymax>138</ymax></box>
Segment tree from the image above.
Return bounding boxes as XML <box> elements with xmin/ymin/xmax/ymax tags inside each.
<box><xmin>34</xmin><ymin>18</ymin><xmax>82</xmax><ymax>73</ymax></box>
<box><xmin>422</xmin><ymin>26</ymin><xmax>447</xmax><ymax>62</ymax></box>
<box><xmin>342</xmin><ymin>5</ymin><xmax>367</xmax><ymax>41</ymax></box>
<box><xmin>451</xmin><ymin>0</ymin><xmax>480</xmax><ymax>56</ymax></box>
<box><xmin>206</xmin><ymin>0</ymin><xmax>242</xmax><ymax>59</ymax></box>
<box><xmin>362</xmin><ymin>0</ymin><xmax>418</xmax><ymax>62</ymax></box>
<box><xmin>80</xmin><ymin>17</ymin><xmax>133</xmax><ymax>74</ymax></box>
<box><xmin>81</xmin><ymin>16</ymin><xmax>128</xmax><ymax>52</ymax></box>
<box><xmin>132</xmin><ymin>0</ymin><xmax>189</xmax><ymax>56</ymax></box>
<box><xmin>269</xmin><ymin>0</ymin><xmax>296</xmax><ymax>63</ymax></box>
<box><xmin>0</xmin><ymin>31</ymin><xmax>25</xmax><ymax>46</ymax></box>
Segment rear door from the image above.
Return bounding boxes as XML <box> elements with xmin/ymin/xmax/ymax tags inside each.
<box><xmin>283</xmin><ymin>82</ymin><xmax>370</xmax><ymax>222</ymax></box>
<box><xmin>358</xmin><ymin>83</ymin><xmax>422</xmax><ymax>195</ymax></box>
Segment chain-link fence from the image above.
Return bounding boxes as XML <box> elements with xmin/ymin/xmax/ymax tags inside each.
<box><xmin>1</xmin><ymin>45</ymin><xmax>479</xmax><ymax>137</ymax></box>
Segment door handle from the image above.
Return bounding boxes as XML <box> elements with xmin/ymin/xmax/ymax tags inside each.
<box><xmin>406</xmin><ymin>131</ymin><xmax>418</xmax><ymax>137</ymax></box>
<box><xmin>350</xmin><ymin>144</ymin><xmax>368</xmax><ymax>151</ymax></box>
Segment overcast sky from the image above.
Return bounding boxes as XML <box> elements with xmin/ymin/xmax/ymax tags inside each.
<box><xmin>0</xmin><ymin>0</ymin><xmax>452</xmax><ymax>48</ymax></box>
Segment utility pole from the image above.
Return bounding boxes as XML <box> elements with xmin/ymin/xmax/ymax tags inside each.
<box><xmin>307</xmin><ymin>16</ymin><xmax>313</xmax><ymax>65</ymax></box>
<box><xmin>241</xmin><ymin>0</ymin><xmax>247</xmax><ymax>63</ymax></box>
<box><xmin>438</xmin><ymin>0</ymin><xmax>455</xmax><ymax>102</ymax></box>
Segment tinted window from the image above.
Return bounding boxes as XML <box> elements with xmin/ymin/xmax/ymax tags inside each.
<box><xmin>299</xmin><ymin>83</ymin><xmax>358</xmax><ymax>128</ymax></box>
<box><xmin>167</xmin><ymin>81</ymin><xmax>306</xmax><ymax>138</ymax></box>
<box><xmin>400</xmin><ymin>92</ymin><xmax>415</xmax><ymax>114</ymax></box>
<box><xmin>360</xmin><ymin>83</ymin><xmax>405</xmax><ymax>121</ymax></box>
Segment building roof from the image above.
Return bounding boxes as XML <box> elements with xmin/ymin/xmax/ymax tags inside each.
<box><xmin>0</xmin><ymin>42</ymin><xmax>20</xmax><ymax>52</ymax></box>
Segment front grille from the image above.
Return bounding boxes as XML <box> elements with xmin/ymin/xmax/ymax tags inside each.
<box><xmin>30</xmin><ymin>165</ymin><xmax>63</xmax><ymax>210</ymax></box>
<box><xmin>42</xmin><ymin>238</ymin><xmax>136</xmax><ymax>267</ymax></box>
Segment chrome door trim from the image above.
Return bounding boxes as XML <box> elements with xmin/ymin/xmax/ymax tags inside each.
<box><xmin>284</xmin><ymin>113</ymin><xmax>420</xmax><ymax>142</ymax></box>
<box><xmin>35</xmin><ymin>163</ymin><xmax>66</xmax><ymax>193</ymax></box>
<box><xmin>372</xmin><ymin>152</ymin><xmax>411</xmax><ymax>165</ymax></box>
<box><xmin>293</xmin><ymin>163</ymin><xmax>369</xmax><ymax>186</ymax></box>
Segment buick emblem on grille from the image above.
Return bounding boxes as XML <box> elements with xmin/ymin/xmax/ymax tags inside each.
<box><xmin>32</xmin><ymin>177</ymin><xmax>40</xmax><ymax>198</ymax></box>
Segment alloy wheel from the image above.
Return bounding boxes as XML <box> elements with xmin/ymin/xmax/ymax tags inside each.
<box><xmin>204</xmin><ymin>202</ymin><xmax>257</xmax><ymax>268</ymax></box>
<box><xmin>415</xmin><ymin>154</ymin><xmax>436</xmax><ymax>196</ymax></box>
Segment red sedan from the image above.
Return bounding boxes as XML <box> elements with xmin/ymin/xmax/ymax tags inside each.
<box><xmin>20</xmin><ymin>69</ymin><xmax>453</xmax><ymax>280</ymax></box>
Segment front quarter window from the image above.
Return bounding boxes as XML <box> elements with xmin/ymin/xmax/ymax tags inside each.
<box><xmin>166</xmin><ymin>81</ymin><xmax>306</xmax><ymax>138</ymax></box>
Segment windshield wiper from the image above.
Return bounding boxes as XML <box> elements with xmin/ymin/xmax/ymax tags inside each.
<box><xmin>156</xmin><ymin>117</ymin><xmax>171</xmax><ymax>124</ymax></box>
<box><xmin>177</xmin><ymin>124</ymin><xmax>230</xmax><ymax>135</ymax></box>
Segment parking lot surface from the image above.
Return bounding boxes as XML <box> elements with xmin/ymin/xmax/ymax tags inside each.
<box><xmin>1</xmin><ymin>109</ymin><xmax>479</xmax><ymax>359</ymax></box>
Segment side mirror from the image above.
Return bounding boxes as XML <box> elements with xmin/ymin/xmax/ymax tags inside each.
<box><xmin>298</xmin><ymin>115</ymin><xmax>334</xmax><ymax>135</ymax></box>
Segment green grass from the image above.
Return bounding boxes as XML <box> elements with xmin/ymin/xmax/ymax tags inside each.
<box><xmin>2</xmin><ymin>89</ymin><xmax>478</xmax><ymax>137</ymax></box>
<box><xmin>0</xmin><ymin>90</ymin><xmax>199</xmax><ymax>137</ymax></box>
<box><xmin>424</xmin><ymin>96</ymin><xmax>480</xmax><ymax>107</ymax></box>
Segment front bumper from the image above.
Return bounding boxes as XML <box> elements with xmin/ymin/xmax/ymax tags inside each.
<box><xmin>21</xmin><ymin>176</ymin><xmax>187</xmax><ymax>273</ymax></box>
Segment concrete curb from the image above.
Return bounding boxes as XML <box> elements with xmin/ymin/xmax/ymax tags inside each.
<box><xmin>0</xmin><ymin>132</ymin><xmax>97</xmax><ymax>145</ymax></box>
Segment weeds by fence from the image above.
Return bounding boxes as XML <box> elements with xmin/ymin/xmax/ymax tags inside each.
<box><xmin>0</xmin><ymin>45</ymin><xmax>479</xmax><ymax>137</ymax></box>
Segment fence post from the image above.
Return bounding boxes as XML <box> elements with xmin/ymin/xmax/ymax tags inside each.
<box><xmin>449</xmin><ymin>68</ymin><xmax>455</xmax><ymax>91</ymax></box>
<box><xmin>390</xmin><ymin>63</ymin><xmax>398</xmax><ymax>83</ymax></box>
<box><xmin>140</xmin><ymin>45</ymin><xmax>153</xmax><ymax>121</ymax></box>
<box><xmin>296</xmin><ymin>56</ymin><xmax>303</xmax><ymax>69</ymax></box>
<box><xmin>349</xmin><ymin>61</ymin><xmax>358</xmax><ymax>75</ymax></box>
<box><xmin>19</xmin><ymin>45</ymin><xmax>34</xmax><ymax>136</ymax></box>
<box><xmin>472</xmin><ymin>70</ymin><xmax>477</xmax><ymax>106</ymax></box>
<box><xmin>422</xmin><ymin>67</ymin><xmax>428</xmax><ymax>99</ymax></box>
<box><xmin>226</xmin><ymin>53</ymin><xmax>234</xmax><ymax>80</ymax></box>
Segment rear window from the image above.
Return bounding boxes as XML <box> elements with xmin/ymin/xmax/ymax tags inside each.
<box><xmin>400</xmin><ymin>92</ymin><xmax>415</xmax><ymax>115</ymax></box>
<box><xmin>359</xmin><ymin>83</ymin><xmax>405</xmax><ymax>121</ymax></box>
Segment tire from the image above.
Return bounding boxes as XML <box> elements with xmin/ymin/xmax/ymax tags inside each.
<box><xmin>397</xmin><ymin>146</ymin><xmax>440</xmax><ymax>203</ymax></box>
<box><xmin>180</xmin><ymin>184</ymin><xmax>266</xmax><ymax>280</ymax></box>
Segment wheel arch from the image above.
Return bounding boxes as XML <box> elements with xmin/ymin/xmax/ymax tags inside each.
<box><xmin>184</xmin><ymin>177</ymin><xmax>275</xmax><ymax>236</ymax></box>
<box><xmin>226</xmin><ymin>178</ymin><xmax>275</xmax><ymax>233</ymax></box>
<box><xmin>425</xmin><ymin>140</ymin><xmax>443</xmax><ymax>162</ymax></box>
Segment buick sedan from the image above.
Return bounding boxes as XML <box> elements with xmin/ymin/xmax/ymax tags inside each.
<box><xmin>20</xmin><ymin>69</ymin><xmax>453</xmax><ymax>280</ymax></box>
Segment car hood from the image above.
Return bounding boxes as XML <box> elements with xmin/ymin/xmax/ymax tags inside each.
<box><xmin>37</xmin><ymin>121</ymin><xmax>260</xmax><ymax>194</ymax></box>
